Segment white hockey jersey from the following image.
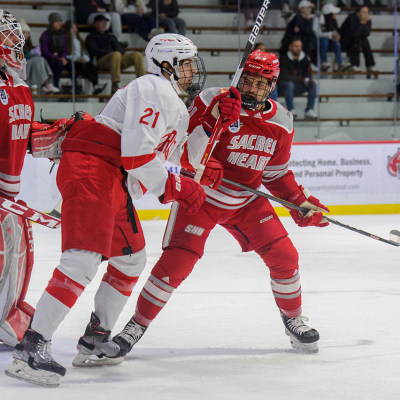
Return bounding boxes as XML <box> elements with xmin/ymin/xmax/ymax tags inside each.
<box><xmin>95</xmin><ymin>74</ymin><xmax>208</xmax><ymax>199</ymax></box>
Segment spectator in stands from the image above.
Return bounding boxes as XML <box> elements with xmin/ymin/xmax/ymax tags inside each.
<box><xmin>313</xmin><ymin>3</ymin><xmax>351</xmax><ymax>72</ymax></box>
<box><xmin>64</xmin><ymin>20</ymin><xmax>107</xmax><ymax>95</ymax></box>
<box><xmin>277</xmin><ymin>36</ymin><xmax>317</xmax><ymax>120</ymax></box>
<box><xmin>20</xmin><ymin>18</ymin><xmax>59</xmax><ymax>94</ymax></box>
<box><xmin>86</xmin><ymin>14</ymin><xmax>146</xmax><ymax>94</ymax></box>
<box><xmin>73</xmin><ymin>0</ymin><xmax>126</xmax><ymax>44</ymax></box>
<box><xmin>339</xmin><ymin>5</ymin><xmax>375</xmax><ymax>73</ymax></box>
<box><xmin>114</xmin><ymin>0</ymin><xmax>160</xmax><ymax>42</ymax></box>
<box><xmin>281</xmin><ymin>0</ymin><xmax>317</xmax><ymax>66</ymax></box>
<box><xmin>148</xmin><ymin>0</ymin><xmax>186</xmax><ymax>35</ymax></box>
<box><xmin>40</xmin><ymin>12</ymin><xmax>75</xmax><ymax>90</ymax></box>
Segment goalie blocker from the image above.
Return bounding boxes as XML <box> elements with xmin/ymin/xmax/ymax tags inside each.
<box><xmin>0</xmin><ymin>203</ymin><xmax>35</xmax><ymax>346</ymax></box>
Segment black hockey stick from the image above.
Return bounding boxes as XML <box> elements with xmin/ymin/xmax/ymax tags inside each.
<box><xmin>194</xmin><ymin>0</ymin><xmax>271</xmax><ymax>182</ymax></box>
<box><xmin>222</xmin><ymin>177</ymin><xmax>400</xmax><ymax>247</ymax></box>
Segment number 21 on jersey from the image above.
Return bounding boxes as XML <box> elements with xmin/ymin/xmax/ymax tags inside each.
<box><xmin>139</xmin><ymin>108</ymin><xmax>160</xmax><ymax>128</ymax></box>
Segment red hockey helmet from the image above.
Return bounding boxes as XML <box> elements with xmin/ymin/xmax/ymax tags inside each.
<box><xmin>239</xmin><ymin>50</ymin><xmax>280</xmax><ymax>109</ymax></box>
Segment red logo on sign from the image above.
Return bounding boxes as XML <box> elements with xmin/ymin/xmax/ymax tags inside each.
<box><xmin>388</xmin><ymin>148</ymin><xmax>400</xmax><ymax>178</ymax></box>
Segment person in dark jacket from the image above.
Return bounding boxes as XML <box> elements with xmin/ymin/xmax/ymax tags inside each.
<box><xmin>73</xmin><ymin>0</ymin><xmax>123</xmax><ymax>42</ymax></box>
<box><xmin>277</xmin><ymin>36</ymin><xmax>317</xmax><ymax>120</ymax></box>
<box><xmin>85</xmin><ymin>15</ymin><xmax>146</xmax><ymax>94</ymax></box>
<box><xmin>39</xmin><ymin>12</ymin><xmax>74</xmax><ymax>89</ymax></box>
<box><xmin>281</xmin><ymin>0</ymin><xmax>317</xmax><ymax>66</ymax></box>
<box><xmin>148</xmin><ymin>0</ymin><xmax>186</xmax><ymax>35</ymax></box>
<box><xmin>339</xmin><ymin>5</ymin><xmax>375</xmax><ymax>72</ymax></box>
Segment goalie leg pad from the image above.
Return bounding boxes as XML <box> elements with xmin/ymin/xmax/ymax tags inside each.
<box><xmin>0</xmin><ymin>209</ymin><xmax>35</xmax><ymax>345</ymax></box>
<box><xmin>256</xmin><ymin>236</ymin><xmax>302</xmax><ymax>318</ymax></box>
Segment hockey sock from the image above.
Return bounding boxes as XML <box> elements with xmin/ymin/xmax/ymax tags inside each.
<box><xmin>94</xmin><ymin>264</ymin><xmax>139</xmax><ymax>330</ymax></box>
<box><xmin>257</xmin><ymin>236</ymin><xmax>302</xmax><ymax>317</ymax></box>
<box><xmin>134</xmin><ymin>248</ymin><xmax>199</xmax><ymax>326</ymax></box>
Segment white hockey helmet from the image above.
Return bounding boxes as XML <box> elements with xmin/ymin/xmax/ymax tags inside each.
<box><xmin>145</xmin><ymin>33</ymin><xmax>206</xmax><ymax>97</ymax></box>
<box><xmin>0</xmin><ymin>10</ymin><xmax>26</xmax><ymax>76</ymax></box>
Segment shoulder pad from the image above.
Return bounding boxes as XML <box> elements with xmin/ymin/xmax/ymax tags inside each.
<box><xmin>268</xmin><ymin>101</ymin><xmax>293</xmax><ymax>133</ymax></box>
<box><xmin>199</xmin><ymin>87</ymin><xmax>227</xmax><ymax>106</ymax></box>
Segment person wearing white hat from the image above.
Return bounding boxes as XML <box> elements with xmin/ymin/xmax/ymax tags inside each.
<box><xmin>281</xmin><ymin>0</ymin><xmax>317</xmax><ymax>66</ymax></box>
<box><xmin>19</xmin><ymin>18</ymin><xmax>60</xmax><ymax>94</ymax></box>
<box><xmin>312</xmin><ymin>4</ymin><xmax>351</xmax><ymax>72</ymax></box>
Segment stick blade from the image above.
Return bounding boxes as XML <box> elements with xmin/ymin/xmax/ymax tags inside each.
<box><xmin>389</xmin><ymin>230</ymin><xmax>400</xmax><ymax>245</ymax></box>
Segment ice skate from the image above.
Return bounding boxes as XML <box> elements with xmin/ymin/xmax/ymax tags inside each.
<box><xmin>72</xmin><ymin>312</ymin><xmax>123</xmax><ymax>367</ymax></box>
<box><xmin>112</xmin><ymin>317</ymin><xmax>147</xmax><ymax>357</ymax></box>
<box><xmin>281</xmin><ymin>313</ymin><xmax>319</xmax><ymax>353</ymax></box>
<box><xmin>5</xmin><ymin>329</ymin><xmax>66</xmax><ymax>388</ymax></box>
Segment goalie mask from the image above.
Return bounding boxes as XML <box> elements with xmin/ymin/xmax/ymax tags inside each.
<box><xmin>238</xmin><ymin>50</ymin><xmax>280</xmax><ymax>109</ymax></box>
<box><xmin>0</xmin><ymin>10</ymin><xmax>26</xmax><ymax>78</ymax></box>
<box><xmin>145</xmin><ymin>33</ymin><xmax>206</xmax><ymax>98</ymax></box>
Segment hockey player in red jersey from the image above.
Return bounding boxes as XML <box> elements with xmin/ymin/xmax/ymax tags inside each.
<box><xmin>110</xmin><ymin>50</ymin><xmax>330</xmax><ymax>358</ymax></box>
<box><xmin>0</xmin><ymin>10</ymin><xmax>36</xmax><ymax>347</ymax></box>
<box><xmin>6</xmin><ymin>33</ymin><xmax>240</xmax><ymax>387</ymax></box>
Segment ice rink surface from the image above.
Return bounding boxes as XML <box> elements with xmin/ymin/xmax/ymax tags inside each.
<box><xmin>0</xmin><ymin>214</ymin><xmax>399</xmax><ymax>399</ymax></box>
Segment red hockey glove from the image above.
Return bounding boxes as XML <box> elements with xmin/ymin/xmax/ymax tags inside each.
<box><xmin>199</xmin><ymin>86</ymin><xmax>242</xmax><ymax>134</ymax></box>
<box><xmin>159</xmin><ymin>173</ymin><xmax>206</xmax><ymax>215</ymax></box>
<box><xmin>287</xmin><ymin>185</ymin><xmax>330</xmax><ymax>228</ymax></box>
<box><xmin>200</xmin><ymin>156</ymin><xmax>223</xmax><ymax>189</ymax></box>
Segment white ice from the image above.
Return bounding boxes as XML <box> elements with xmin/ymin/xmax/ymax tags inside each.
<box><xmin>0</xmin><ymin>214</ymin><xmax>399</xmax><ymax>399</ymax></box>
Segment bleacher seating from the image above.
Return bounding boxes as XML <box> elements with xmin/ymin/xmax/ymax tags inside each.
<box><xmin>4</xmin><ymin>0</ymin><xmax>400</xmax><ymax>140</ymax></box>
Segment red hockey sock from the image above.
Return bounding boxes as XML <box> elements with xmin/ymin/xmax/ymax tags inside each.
<box><xmin>257</xmin><ymin>236</ymin><xmax>302</xmax><ymax>317</ymax></box>
<box><xmin>134</xmin><ymin>248</ymin><xmax>199</xmax><ymax>326</ymax></box>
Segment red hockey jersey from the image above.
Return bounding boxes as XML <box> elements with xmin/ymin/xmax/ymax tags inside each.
<box><xmin>186</xmin><ymin>87</ymin><xmax>300</xmax><ymax>210</ymax></box>
<box><xmin>0</xmin><ymin>69</ymin><xmax>34</xmax><ymax>198</ymax></box>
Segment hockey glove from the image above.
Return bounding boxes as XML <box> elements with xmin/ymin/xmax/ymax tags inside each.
<box><xmin>199</xmin><ymin>86</ymin><xmax>242</xmax><ymax>134</ymax></box>
<box><xmin>159</xmin><ymin>173</ymin><xmax>206</xmax><ymax>215</ymax></box>
<box><xmin>288</xmin><ymin>185</ymin><xmax>330</xmax><ymax>227</ymax></box>
<box><xmin>200</xmin><ymin>156</ymin><xmax>223</xmax><ymax>189</ymax></box>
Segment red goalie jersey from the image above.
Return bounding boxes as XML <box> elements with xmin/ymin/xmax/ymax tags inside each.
<box><xmin>0</xmin><ymin>70</ymin><xmax>34</xmax><ymax>199</ymax></box>
<box><xmin>185</xmin><ymin>87</ymin><xmax>301</xmax><ymax>210</ymax></box>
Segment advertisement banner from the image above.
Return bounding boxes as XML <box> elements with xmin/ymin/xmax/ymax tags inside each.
<box><xmin>18</xmin><ymin>141</ymin><xmax>400</xmax><ymax>217</ymax></box>
<box><xmin>289</xmin><ymin>141</ymin><xmax>400</xmax><ymax>207</ymax></box>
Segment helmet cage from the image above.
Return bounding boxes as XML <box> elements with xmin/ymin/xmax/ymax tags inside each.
<box><xmin>0</xmin><ymin>10</ymin><xmax>25</xmax><ymax>72</ymax></box>
<box><xmin>146</xmin><ymin>34</ymin><xmax>206</xmax><ymax>97</ymax></box>
<box><xmin>238</xmin><ymin>50</ymin><xmax>280</xmax><ymax>109</ymax></box>
<box><xmin>238</xmin><ymin>73</ymin><xmax>278</xmax><ymax>109</ymax></box>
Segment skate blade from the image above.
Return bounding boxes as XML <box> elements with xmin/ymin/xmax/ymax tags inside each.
<box><xmin>285</xmin><ymin>330</ymin><xmax>319</xmax><ymax>354</ymax></box>
<box><xmin>72</xmin><ymin>352</ymin><xmax>124</xmax><ymax>368</ymax></box>
<box><xmin>5</xmin><ymin>358</ymin><xmax>61</xmax><ymax>388</ymax></box>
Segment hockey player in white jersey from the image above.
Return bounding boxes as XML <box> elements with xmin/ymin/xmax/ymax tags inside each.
<box><xmin>5</xmin><ymin>34</ymin><xmax>241</xmax><ymax>387</ymax></box>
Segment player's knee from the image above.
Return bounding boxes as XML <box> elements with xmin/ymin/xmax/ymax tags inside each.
<box><xmin>151</xmin><ymin>248</ymin><xmax>199</xmax><ymax>288</ymax></box>
<box><xmin>257</xmin><ymin>236</ymin><xmax>299</xmax><ymax>278</ymax></box>
<box><xmin>108</xmin><ymin>248</ymin><xmax>147</xmax><ymax>277</ymax></box>
<box><xmin>57</xmin><ymin>249</ymin><xmax>102</xmax><ymax>287</ymax></box>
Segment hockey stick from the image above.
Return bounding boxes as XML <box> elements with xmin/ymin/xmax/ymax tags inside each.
<box><xmin>221</xmin><ymin>178</ymin><xmax>400</xmax><ymax>247</ymax></box>
<box><xmin>48</xmin><ymin>198</ymin><xmax>62</xmax><ymax>219</ymax></box>
<box><xmin>194</xmin><ymin>0</ymin><xmax>271</xmax><ymax>183</ymax></box>
<box><xmin>0</xmin><ymin>196</ymin><xmax>61</xmax><ymax>229</ymax></box>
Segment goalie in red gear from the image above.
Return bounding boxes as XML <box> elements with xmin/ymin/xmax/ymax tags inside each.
<box><xmin>0</xmin><ymin>9</ymin><xmax>37</xmax><ymax>347</ymax></box>
<box><xmin>110</xmin><ymin>49</ymin><xmax>329</xmax><ymax>359</ymax></box>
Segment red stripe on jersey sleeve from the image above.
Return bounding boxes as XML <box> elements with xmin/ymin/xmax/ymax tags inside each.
<box><xmin>180</xmin><ymin>142</ymin><xmax>195</xmax><ymax>171</ymax></box>
<box><xmin>122</xmin><ymin>153</ymin><xmax>156</xmax><ymax>170</ymax></box>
